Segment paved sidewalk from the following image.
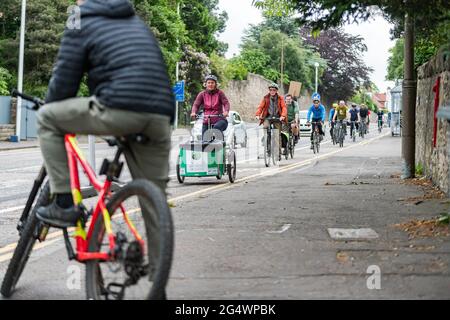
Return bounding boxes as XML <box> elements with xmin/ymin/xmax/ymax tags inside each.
<box><xmin>0</xmin><ymin>139</ymin><xmax>40</xmax><ymax>151</ymax></box>
<box><xmin>167</xmin><ymin>135</ymin><xmax>450</xmax><ymax>299</ymax></box>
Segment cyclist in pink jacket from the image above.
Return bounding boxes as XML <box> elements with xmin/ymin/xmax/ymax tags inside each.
<box><xmin>190</xmin><ymin>75</ymin><xmax>230</xmax><ymax>140</ymax></box>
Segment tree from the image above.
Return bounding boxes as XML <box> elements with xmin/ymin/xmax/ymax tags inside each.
<box><xmin>179</xmin><ymin>45</ymin><xmax>211</xmax><ymax>104</ymax></box>
<box><xmin>132</xmin><ymin>0</ymin><xmax>185</xmax><ymax>84</ymax></box>
<box><xmin>243</xmin><ymin>14</ymin><xmax>299</xmax><ymax>39</ymax></box>
<box><xmin>0</xmin><ymin>67</ymin><xmax>11</xmax><ymax>95</ymax></box>
<box><xmin>386</xmin><ymin>39</ymin><xmax>404</xmax><ymax>81</ymax></box>
<box><xmin>252</xmin><ymin>1</ymin><xmax>450</xmax><ymax>35</ymax></box>
<box><xmin>181</xmin><ymin>0</ymin><xmax>228</xmax><ymax>56</ymax></box>
<box><xmin>226</xmin><ymin>57</ymin><xmax>249</xmax><ymax>81</ymax></box>
<box><xmin>300</xmin><ymin>27</ymin><xmax>373</xmax><ymax>103</ymax></box>
<box><xmin>0</xmin><ymin>0</ymin><xmax>229</xmax><ymax>102</ymax></box>
<box><xmin>0</xmin><ymin>0</ymin><xmax>73</xmax><ymax>96</ymax></box>
<box><xmin>253</xmin><ymin>1</ymin><xmax>450</xmax><ymax>73</ymax></box>
<box><xmin>209</xmin><ymin>52</ymin><xmax>249</xmax><ymax>86</ymax></box>
<box><xmin>178</xmin><ymin>0</ymin><xmax>229</xmax><ymax>100</ymax></box>
<box><xmin>351</xmin><ymin>82</ymin><xmax>379</xmax><ymax>112</ymax></box>
<box><xmin>239</xmin><ymin>27</ymin><xmax>322</xmax><ymax>90</ymax></box>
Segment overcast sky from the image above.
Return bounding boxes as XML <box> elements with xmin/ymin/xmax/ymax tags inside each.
<box><xmin>217</xmin><ymin>0</ymin><xmax>396</xmax><ymax>93</ymax></box>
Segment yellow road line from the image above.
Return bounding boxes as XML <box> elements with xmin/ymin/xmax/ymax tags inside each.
<box><xmin>0</xmin><ymin>132</ymin><xmax>389</xmax><ymax>262</ymax></box>
<box><xmin>0</xmin><ymin>238</ymin><xmax>61</xmax><ymax>263</ymax></box>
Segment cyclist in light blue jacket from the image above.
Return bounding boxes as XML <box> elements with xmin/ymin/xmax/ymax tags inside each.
<box><xmin>307</xmin><ymin>93</ymin><xmax>326</xmax><ymax>149</ymax></box>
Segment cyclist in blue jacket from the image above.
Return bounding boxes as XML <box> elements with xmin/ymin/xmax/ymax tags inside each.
<box><xmin>307</xmin><ymin>93</ymin><xmax>326</xmax><ymax>149</ymax></box>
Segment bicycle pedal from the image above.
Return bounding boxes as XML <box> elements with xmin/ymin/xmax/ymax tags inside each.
<box><xmin>38</xmin><ymin>223</ymin><xmax>50</xmax><ymax>242</ymax></box>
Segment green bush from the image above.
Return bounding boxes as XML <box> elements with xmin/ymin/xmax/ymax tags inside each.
<box><xmin>0</xmin><ymin>67</ymin><xmax>12</xmax><ymax>96</ymax></box>
<box><xmin>415</xmin><ymin>163</ymin><xmax>424</xmax><ymax>176</ymax></box>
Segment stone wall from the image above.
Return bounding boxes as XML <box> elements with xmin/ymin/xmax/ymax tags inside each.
<box><xmin>416</xmin><ymin>50</ymin><xmax>450</xmax><ymax>192</ymax></box>
<box><xmin>222</xmin><ymin>73</ymin><xmax>272</xmax><ymax>122</ymax></box>
<box><xmin>223</xmin><ymin>73</ymin><xmax>313</xmax><ymax>121</ymax></box>
<box><xmin>10</xmin><ymin>98</ymin><xmax>17</xmax><ymax>125</ymax></box>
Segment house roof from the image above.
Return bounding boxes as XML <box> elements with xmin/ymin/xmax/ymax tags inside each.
<box><xmin>373</xmin><ymin>93</ymin><xmax>387</xmax><ymax>103</ymax></box>
<box><xmin>372</xmin><ymin>93</ymin><xmax>387</xmax><ymax>110</ymax></box>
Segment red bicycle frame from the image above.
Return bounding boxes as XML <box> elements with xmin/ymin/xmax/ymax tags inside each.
<box><xmin>64</xmin><ymin>134</ymin><xmax>144</xmax><ymax>263</ymax></box>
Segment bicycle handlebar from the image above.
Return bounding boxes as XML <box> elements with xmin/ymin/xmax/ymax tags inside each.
<box><xmin>11</xmin><ymin>89</ymin><xmax>45</xmax><ymax>110</ymax></box>
<box><xmin>195</xmin><ymin>114</ymin><xmax>224</xmax><ymax>119</ymax></box>
<box><xmin>265</xmin><ymin>116</ymin><xmax>282</xmax><ymax>122</ymax></box>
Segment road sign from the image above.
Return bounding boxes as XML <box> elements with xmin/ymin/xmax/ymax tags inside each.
<box><xmin>173</xmin><ymin>80</ymin><xmax>185</xmax><ymax>102</ymax></box>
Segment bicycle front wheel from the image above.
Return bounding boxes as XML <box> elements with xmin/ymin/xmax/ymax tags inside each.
<box><xmin>263</xmin><ymin>131</ymin><xmax>271</xmax><ymax>167</ymax></box>
<box><xmin>85</xmin><ymin>179</ymin><xmax>174</xmax><ymax>300</ymax></box>
<box><xmin>289</xmin><ymin>137</ymin><xmax>295</xmax><ymax>159</ymax></box>
<box><xmin>1</xmin><ymin>182</ymin><xmax>50</xmax><ymax>298</ymax></box>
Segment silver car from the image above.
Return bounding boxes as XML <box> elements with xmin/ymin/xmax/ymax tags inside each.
<box><xmin>299</xmin><ymin>110</ymin><xmax>312</xmax><ymax>136</ymax></box>
<box><xmin>227</xmin><ymin>111</ymin><xmax>248</xmax><ymax>148</ymax></box>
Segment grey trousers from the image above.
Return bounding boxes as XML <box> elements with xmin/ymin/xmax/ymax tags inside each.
<box><xmin>36</xmin><ymin>96</ymin><xmax>171</xmax><ymax>195</ymax></box>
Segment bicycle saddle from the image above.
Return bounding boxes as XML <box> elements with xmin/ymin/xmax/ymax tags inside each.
<box><xmin>102</xmin><ymin>134</ymin><xmax>149</xmax><ymax>147</ymax></box>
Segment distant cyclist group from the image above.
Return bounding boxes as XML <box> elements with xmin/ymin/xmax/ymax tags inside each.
<box><xmin>252</xmin><ymin>82</ymin><xmax>386</xmax><ymax>153</ymax></box>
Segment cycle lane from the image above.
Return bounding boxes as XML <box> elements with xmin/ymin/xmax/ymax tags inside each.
<box><xmin>3</xmin><ymin>127</ymin><xmax>442</xmax><ymax>299</ymax></box>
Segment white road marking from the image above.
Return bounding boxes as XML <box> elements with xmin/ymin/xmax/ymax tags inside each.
<box><xmin>0</xmin><ymin>205</ymin><xmax>25</xmax><ymax>214</ymax></box>
<box><xmin>267</xmin><ymin>224</ymin><xmax>292</xmax><ymax>234</ymax></box>
<box><xmin>0</xmin><ymin>238</ymin><xmax>61</xmax><ymax>263</ymax></box>
<box><xmin>328</xmin><ymin>228</ymin><xmax>379</xmax><ymax>240</ymax></box>
<box><xmin>4</xmin><ymin>165</ymin><xmax>42</xmax><ymax>173</ymax></box>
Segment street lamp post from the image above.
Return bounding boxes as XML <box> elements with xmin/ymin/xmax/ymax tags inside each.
<box><xmin>314</xmin><ymin>62</ymin><xmax>319</xmax><ymax>93</ymax></box>
<box><xmin>174</xmin><ymin>2</ymin><xmax>180</xmax><ymax>130</ymax></box>
<box><xmin>14</xmin><ymin>0</ymin><xmax>27</xmax><ymax>142</ymax></box>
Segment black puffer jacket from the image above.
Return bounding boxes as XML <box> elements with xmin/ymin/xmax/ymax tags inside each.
<box><xmin>46</xmin><ymin>0</ymin><xmax>175</xmax><ymax>121</ymax></box>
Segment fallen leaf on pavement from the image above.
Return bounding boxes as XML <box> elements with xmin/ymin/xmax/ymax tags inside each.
<box><xmin>336</xmin><ymin>251</ymin><xmax>350</xmax><ymax>263</ymax></box>
<box><xmin>392</xmin><ymin>217</ymin><xmax>450</xmax><ymax>239</ymax></box>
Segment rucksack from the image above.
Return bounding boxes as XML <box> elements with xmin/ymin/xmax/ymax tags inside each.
<box><xmin>359</xmin><ymin>108</ymin><xmax>368</xmax><ymax>117</ymax></box>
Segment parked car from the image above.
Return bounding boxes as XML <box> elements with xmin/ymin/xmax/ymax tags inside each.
<box><xmin>299</xmin><ymin>110</ymin><xmax>312</xmax><ymax>136</ymax></box>
<box><xmin>191</xmin><ymin>110</ymin><xmax>248</xmax><ymax>148</ymax></box>
<box><xmin>227</xmin><ymin>111</ymin><xmax>248</xmax><ymax>148</ymax></box>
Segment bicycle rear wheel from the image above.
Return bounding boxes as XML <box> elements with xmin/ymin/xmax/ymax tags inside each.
<box><xmin>284</xmin><ymin>138</ymin><xmax>289</xmax><ymax>160</ymax></box>
<box><xmin>1</xmin><ymin>182</ymin><xmax>50</xmax><ymax>297</ymax></box>
<box><xmin>289</xmin><ymin>136</ymin><xmax>295</xmax><ymax>159</ymax></box>
<box><xmin>176</xmin><ymin>159</ymin><xmax>184</xmax><ymax>184</ymax></box>
<box><xmin>271</xmin><ymin>132</ymin><xmax>280</xmax><ymax>166</ymax></box>
<box><xmin>227</xmin><ymin>151</ymin><xmax>236</xmax><ymax>183</ymax></box>
<box><xmin>85</xmin><ymin>179</ymin><xmax>174</xmax><ymax>300</ymax></box>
